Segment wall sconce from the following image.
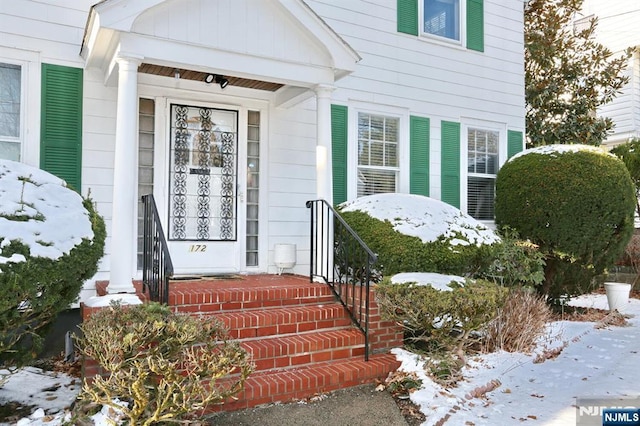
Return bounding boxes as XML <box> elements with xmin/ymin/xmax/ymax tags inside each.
<box><xmin>205</xmin><ymin>74</ymin><xmax>229</xmax><ymax>89</ymax></box>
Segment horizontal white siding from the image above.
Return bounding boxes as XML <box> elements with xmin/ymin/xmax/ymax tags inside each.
<box><xmin>580</xmin><ymin>1</ymin><xmax>640</xmax><ymax>144</ymax></box>
<box><xmin>266</xmin><ymin>98</ymin><xmax>318</xmax><ymax>274</ymax></box>
<box><xmin>307</xmin><ymin>0</ymin><xmax>524</xmax><ymax>198</ymax></box>
<box><xmin>0</xmin><ymin>0</ymin><xmax>526</xmax><ymax>291</ymax></box>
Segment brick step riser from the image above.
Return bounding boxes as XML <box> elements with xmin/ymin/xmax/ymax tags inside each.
<box><xmin>167</xmin><ymin>282</ymin><xmax>335</xmax><ymax>309</ymax></box>
<box><xmin>208</xmin><ymin>354</ymin><xmax>401</xmax><ymax>412</ymax></box>
<box><xmin>207</xmin><ymin>304</ymin><xmax>354</xmax><ymax>339</ymax></box>
<box><xmin>170</xmin><ymin>294</ymin><xmax>336</xmax><ymax>314</ymax></box>
<box><xmin>242</xmin><ymin>330</ymin><xmax>366</xmax><ymax>371</ymax></box>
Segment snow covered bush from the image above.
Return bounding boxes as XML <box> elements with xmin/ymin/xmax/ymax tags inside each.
<box><xmin>376</xmin><ymin>273</ymin><xmax>508</xmax><ymax>353</ymax></box>
<box><xmin>77</xmin><ymin>302</ymin><xmax>253</xmax><ymax>425</ymax></box>
<box><xmin>338</xmin><ymin>194</ymin><xmax>500</xmax><ymax>277</ymax></box>
<box><xmin>495</xmin><ymin>145</ymin><xmax>635</xmax><ymax>302</ymax></box>
<box><xmin>0</xmin><ymin>160</ymin><xmax>105</xmax><ymax>368</ymax></box>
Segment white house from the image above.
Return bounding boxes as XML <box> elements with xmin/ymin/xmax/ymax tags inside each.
<box><xmin>0</xmin><ymin>0</ymin><xmax>525</xmax><ymax>301</ymax></box>
<box><xmin>579</xmin><ymin>0</ymin><xmax>640</xmax><ymax>146</ymax></box>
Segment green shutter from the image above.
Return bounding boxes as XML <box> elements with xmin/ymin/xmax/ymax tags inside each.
<box><xmin>398</xmin><ymin>0</ymin><xmax>418</xmax><ymax>36</ymax></box>
<box><xmin>41</xmin><ymin>63</ymin><xmax>83</xmax><ymax>192</ymax></box>
<box><xmin>331</xmin><ymin>104</ymin><xmax>348</xmax><ymax>205</ymax></box>
<box><xmin>441</xmin><ymin>121</ymin><xmax>460</xmax><ymax>208</ymax></box>
<box><xmin>507</xmin><ymin>130</ymin><xmax>523</xmax><ymax>159</ymax></box>
<box><xmin>466</xmin><ymin>0</ymin><xmax>484</xmax><ymax>52</ymax></box>
<box><xmin>410</xmin><ymin>115</ymin><xmax>430</xmax><ymax>196</ymax></box>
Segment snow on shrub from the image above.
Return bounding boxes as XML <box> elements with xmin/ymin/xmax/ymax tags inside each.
<box><xmin>338</xmin><ymin>194</ymin><xmax>500</xmax><ymax>276</ymax></box>
<box><xmin>0</xmin><ymin>159</ymin><xmax>105</xmax><ymax>368</ymax></box>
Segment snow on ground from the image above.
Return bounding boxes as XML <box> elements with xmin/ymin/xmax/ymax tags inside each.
<box><xmin>395</xmin><ymin>293</ymin><xmax>640</xmax><ymax>426</ymax></box>
<box><xmin>2</xmin><ymin>293</ymin><xmax>639</xmax><ymax>425</ymax></box>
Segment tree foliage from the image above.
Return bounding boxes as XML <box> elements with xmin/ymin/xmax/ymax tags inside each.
<box><xmin>610</xmin><ymin>138</ymin><xmax>640</xmax><ymax>219</ymax></box>
<box><xmin>525</xmin><ymin>0</ymin><xmax>632</xmax><ymax>147</ymax></box>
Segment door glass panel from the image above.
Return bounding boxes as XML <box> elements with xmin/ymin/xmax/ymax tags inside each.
<box><xmin>169</xmin><ymin>104</ymin><xmax>238</xmax><ymax>241</ymax></box>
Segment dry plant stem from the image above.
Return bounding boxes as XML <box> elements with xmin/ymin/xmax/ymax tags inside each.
<box><xmin>77</xmin><ymin>303</ymin><xmax>252</xmax><ymax>425</ymax></box>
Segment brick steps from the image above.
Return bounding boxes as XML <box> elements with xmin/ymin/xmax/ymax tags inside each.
<box><xmin>211</xmin><ymin>303</ymin><xmax>354</xmax><ymax>339</ymax></box>
<box><xmin>212</xmin><ymin>353</ymin><xmax>399</xmax><ymax>412</ymax></box>
<box><xmin>90</xmin><ymin>274</ymin><xmax>403</xmax><ymax>413</ymax></box>
<box><xmin>241</xmin><ymin>328</ymin><xmax>366</xmax><ymax>370</ymax></box>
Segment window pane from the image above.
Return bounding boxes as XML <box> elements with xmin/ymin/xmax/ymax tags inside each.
<box><xmin>468</xmin><ymin>176</ymin><xmax>495</xmax><ymax>220</ymax></box>
<box><xmin>424</xmin><ymin>0</ymin><xmax>460</xmax><ymax>40</ymax></box>
<box><xmin>357</xmin><ymin>112</ymin><xmax>400</xmax><ymax>197</ymax></box>
<box><xmin>0</xmin><ymin>141</ymin><xmax>20</xmax><ymax>161</ymax></box>
<box><xmin>357</xmin><ymin>169</ymin><xmax>397</xmax><ymax>197</ymax></box>
<box><xmin>0</xmin><ymin>63</ymin><xmax>21</xmax><ymax>139</ymax></box>
<box><xmin>467</xmin><ymin>129</ymin><xmax>498</xmax><ymax>175</ymax></box>
<box><xmin>370</xmin><ymin>142</ymin><xmax>384</xmax><ymax>166</ymax></box>
<box><xmin>467</xmin><ymin>127</ymin><xmax>499</xmax><ymax>220</ymax></box>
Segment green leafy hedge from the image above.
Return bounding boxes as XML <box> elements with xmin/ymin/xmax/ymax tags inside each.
<box><xmin>337</xmin><ymin>209</ymin><xmax>495</xmax><ymax>277</ymax></box>
<box><xmin>495</xmin><ymin>145</ymin><xmax>635</xmax><ymax>300</ymax></box>
<box><xmin>0</xmin><ymin>197</ymin><xmax>105</xmax><ymax>367</ymax></box>
<box><xmin>375</xmin><ymin>276</ymin><xmax>508</xmax><ymax>352</ymax></box>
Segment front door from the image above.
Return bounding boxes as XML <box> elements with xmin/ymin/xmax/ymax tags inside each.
<box><xmin>167</xmin><ymin>103</ymin><xmax>243</xmax><ymax>274</ymax></box>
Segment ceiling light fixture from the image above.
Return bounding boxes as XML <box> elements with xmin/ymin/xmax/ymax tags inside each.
<box><xmin>205</xmin><ymin>74</ymin><xmax>229</xmax><ymax>89</ymax></box>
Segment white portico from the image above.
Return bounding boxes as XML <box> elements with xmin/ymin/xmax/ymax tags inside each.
<box><xmin>80</xmin><ymin>0</ymin><xmax>360</xmax><ymax>294</ymax></box>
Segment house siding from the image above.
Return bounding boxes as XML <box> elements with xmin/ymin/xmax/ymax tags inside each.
<box><xmin>307</xmin><ymin>0</ymin><xmax>524</xmax><ymax>199</ymax></box>
<box><xmin>0</xmin><ymin>0</ymin><xmax>524</xmax><ymax>299</ymax></box>
<box><xmin>579</xmin><ymin>0</ymin><xmax>640</xmax><ymax>145</ymax></box>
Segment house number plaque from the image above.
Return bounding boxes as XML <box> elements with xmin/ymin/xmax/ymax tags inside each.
<box><xmin>189</xmin><ymin>244</ymin><xmax>208</xmax><ymax>252</ymax></box>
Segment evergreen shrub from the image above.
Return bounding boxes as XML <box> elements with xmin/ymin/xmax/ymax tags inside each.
<box><xmin>337</xmin><ymin>210</ymin><xmax>495</xmax><ymax>277</ymax></box>
<box><xmin>495</xmin><ymin>145</ymin><xmax>635</xmax><ymax>301</ymax></box>
<box><xmin>375</xmin><ymin>276</ymin><xmax>508</xmax><ymax>352</ymax></box>
<box><xmin>0</xmin><ymin>160</ymin><xmax>105</xmax><ymax>368</ymax></box>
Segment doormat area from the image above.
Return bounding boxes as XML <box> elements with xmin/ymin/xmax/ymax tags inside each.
<box><xmin>170</xmin><ymin>274</ymin><xmax>243</xmax><ymax>281</ymax></box>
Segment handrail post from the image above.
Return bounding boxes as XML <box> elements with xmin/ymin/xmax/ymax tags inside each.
<box><xmin>141</xmin><ymin>194</ymin><xmax>174</xmax><ymax>304</ymax></box>
<box><xmin>306</xmin><ymin>199</ymin><xmax>377</xmax><ymax>361</ymax></box>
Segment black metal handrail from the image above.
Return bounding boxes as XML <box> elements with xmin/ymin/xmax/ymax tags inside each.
<box><xmin>306</xmin><ymin>199</ymin><xmax>378</xmax><ymax>361</ymax></box>
<box><xmin>141</xmin><ymin>194</ymin><xmax>174</xmax><ymax>304</ymax></box>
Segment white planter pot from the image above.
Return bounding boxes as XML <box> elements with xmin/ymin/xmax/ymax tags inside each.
<box><xmin>274</xmin><ymin>243</ymin><xmax>297</xmax><ymax>274</ymax></box>
<box><xmin>604</xmin><ymin>282</ymin><xmax>632</xmax><ymax>312</ymax></box>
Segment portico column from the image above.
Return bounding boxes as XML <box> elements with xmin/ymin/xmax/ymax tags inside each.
<box><xmin>315</xmin><ymin>84</ymin><xmax>335</xmax><ymax>201</ymax></box>
<box><xmin>107</xmin><ymin>54</ymin><xmax>143</xmax><ymax>294</ymax></box>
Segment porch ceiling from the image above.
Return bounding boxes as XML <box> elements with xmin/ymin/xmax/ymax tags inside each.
<box><xmin>138</xmin><ymin>63</ymin><xmax>283</xmax><ymax>92</ymax></box>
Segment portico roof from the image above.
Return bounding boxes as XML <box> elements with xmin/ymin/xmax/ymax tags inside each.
<box><xmin>81</xmin><ymin>0</ymin><xmax>360</xmax><ymax>94</ymax></box>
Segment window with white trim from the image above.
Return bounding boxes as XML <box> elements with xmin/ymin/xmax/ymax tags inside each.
<box><xmin>357</xmin><ymin>112</ymin><xmax>399</xmax><ymax>197</ymax></box>
<box><xmin>467</xmin><ymin>127</ymin><xmax>498</xmax><ymax>220</ymax></box>
<box><xmin>0</xmin><ymin>63</ymin><xmax>21</xmax><ymax>161</ymax></box>
<box><xmin>423</xmin><ymin>0</ymin><xmax>460</xmax><ymax>41</ymax></box>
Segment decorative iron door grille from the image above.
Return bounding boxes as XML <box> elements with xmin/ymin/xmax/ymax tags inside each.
<box><xmin>168</xmin><ymin>104</ymin><xmax>238</xmax><ymax>241</ymax></box>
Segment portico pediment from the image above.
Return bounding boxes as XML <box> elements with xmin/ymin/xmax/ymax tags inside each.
<box><xmin>82</xmin><ymin>0</ymin><xmax>359</xmax><ymax>88</ymax></box>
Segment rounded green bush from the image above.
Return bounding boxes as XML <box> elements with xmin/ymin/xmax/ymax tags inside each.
<box><xmin>495</xmin><ymin>145</ymin><xmax>635</xmax><ymax>300</ymax></box>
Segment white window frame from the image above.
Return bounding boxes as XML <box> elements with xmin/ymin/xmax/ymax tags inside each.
<box><xmin>347</xmin><ymin>103</ymin><xmax>409</xmax><ymax>201</ymax></box>
<box><xmin>420</xmin><ymin>0</ymin><xmax>466</xmax><ymax>46</ymax></box>
<box><xmin>461</xmin><ymin>119</ymin><xmax>506</xmax><ymax>223</ymax></box>
<box><xmin>0</xmin><ymin>47</ymin><xmax>40</xmax><ymax>167</ymax></box>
